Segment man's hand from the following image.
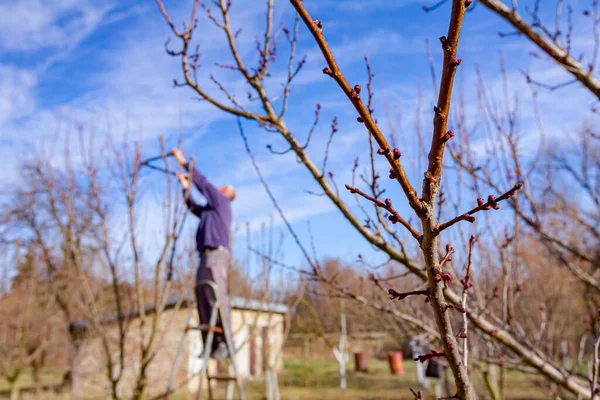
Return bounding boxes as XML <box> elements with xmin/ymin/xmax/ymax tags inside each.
<box><xmin>176</xmin><ymin>172</ymin><xmax>190</xmax><ymax>190</ymax></box>
<box><xmin>172</xmin><ymin>148</ymin><xmax>186</xmax><ymax>166</ymax></box>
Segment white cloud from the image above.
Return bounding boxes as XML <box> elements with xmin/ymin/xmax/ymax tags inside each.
<box><xmin>0</xmin><ymin>65</ymin><xmax>37</xmax><ymax>125</ymax></box>
<box><xmin>0</xmin><ymin>0</ymin><xmax>112</xmax><ymax>56</ymax></box>
<box><xmin>0</xmin><ymin>0</ymin><xmax>273</xmax><ymax>170</ymax></box>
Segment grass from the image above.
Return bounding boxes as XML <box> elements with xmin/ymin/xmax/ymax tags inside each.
<box><xmin>190</xmin><ymin>358</ymin><xmax>548</xmax><ymax>400</ymax></box>
<box><xmin>0</xmin><ymin>368</ymin><xmax>64</xmax><ymax>397</ymax></box>
<box><xmin>1</xmin><ymin>358</ymin><xmax>548</xmax><ymax>399</ymax></box>
<box><xmin>249</xmin><ymin>358</ymin><xmax>436</xmax><ymax>400</ymax></box>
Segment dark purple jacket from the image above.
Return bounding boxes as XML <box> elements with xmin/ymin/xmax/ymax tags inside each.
<box><xmin>183</xmin><ymin>163</ymin><xmax>232</xmax><ymax>252</ymax></box>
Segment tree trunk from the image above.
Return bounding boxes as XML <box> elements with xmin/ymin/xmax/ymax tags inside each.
<box><xmin>332</xmin><ymin>307</ymin><xmax>348</xmax><ymax>390</ymax></box>
<box><xmin>9</xmin><ymin>382</ymin><xmax>20</xmax><ymax>400</ymax></box>
<box><xmin>420</xmin><ymin>221</ymin><xmax>476</xmax><ymax>400</ymax></box>
<box><xmin>482</xmin><ymin>364</ymin><xmax>502</xmax><ymax>400</ymax></box>
<box><xmin>32</xmin><ymin>361</ymin><xmax>41</xmax><ymax>399</ymax></box>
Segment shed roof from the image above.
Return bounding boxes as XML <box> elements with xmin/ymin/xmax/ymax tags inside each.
<box><xmin>70</xmin><ymin>295</ymin><xmax>288</xmax><ymax>334</ymax></box>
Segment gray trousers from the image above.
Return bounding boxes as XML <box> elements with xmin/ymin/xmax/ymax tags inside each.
<box><xmin>416</xmin><ymin>361</ymin><xmax>429</xmax><ymax>388</ymax></box>
<box><xmin>195</xmin><ymin>247</ymin><xmax>231</xmax><ymax>351</ymax></box>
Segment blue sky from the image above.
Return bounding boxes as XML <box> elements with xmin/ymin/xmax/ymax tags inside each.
<box><xmin>1</xmin><ymin>0</ymin><xmax>598</xmax><ymax>278</ymax></box>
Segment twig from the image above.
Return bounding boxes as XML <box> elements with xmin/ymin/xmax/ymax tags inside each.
<box><xmin>523</xmin><ymin>73</ymin><xmax>578</xmax><ymax>92</ymax></box>
<box><xmin>437</xmin><ymin>183</ymin><xmax>522</xmax><ymax>232</ymax></box>
<box><xmin>527</xmin><ymin>0</ymin><xmax>557</xmax><ymax>41</ymax></box>
<box><xmin>368</xmin><ymin>270</ymin><xmax>412</xmax><ymax>282</ymax></box>
<box><xmin>279</xmin><ymin>13</ymin><xmax>302</xmax><ymax>118</ymax></box>
<box><xmin>328</xmin><ymin>172</ymin><xmax>341</xmax><ymax>198</ymax></box>
<box><xmin>423</xmin><ymin>0</ymin><xmax>450</xmax><ymax>12</ymax></box>
<box><xmin>364</xmin><ymin>57</ymin><xmax>375</xmax><ymax>115</ymax></box>
<box><xmin>426</xmin><ymin>39</ymin><xmax>439</xmax><ymax>99</ymax></box>
<box><xmin>357</xmin><ymin>253</ymin><xmax>391</xmax><ymax>270</ymax></box>
<box><xmin>460</xmin><ymin>235</ymin><xmax>476</xmax><ymax>369</ymax></box>
<box><xmin>269</xmin><ymin>103</ymin><xmax>321</xmax><ymax>155</ymax></box>
<box><xmin>440</xmin><ymin>244</ymin><xmax>455</xmax><ymax>268</ymax></box>
<box><xmin>303</xmin><ymin>104</ymin><xmax>321</xmax><ymax>150</ymax></box>
<box><xmin>256</xmin><ymin>0</ymin><xmax>276</xmax><ymax>80</ymax></box>
<box><xmin>345</xmin><ymin>185</ymin><xmax>421</xmax><ymax>240</ymax></box>
<box><xmin>410</xmin><ymin>388</ymin><xmax>424</xmax><ymax>399</ymax></box>
<box><xmin>322</xmin><ymin>117</ymin><xmax>338</xmax><ymax>173</ymax></box>
<box><xmin>388</xmin><ymin>288</ymin><xmax>430</xmax><ymax>300</ymax></box>
<box><xmin>414</xmin><ymin>348</ymin><xmax>446</xmax><ymax>363</ymax></box>
<box><xmin>209</xmin><ymin>74</ymin><xmax>248</xmax><ymax>112</ymax></box>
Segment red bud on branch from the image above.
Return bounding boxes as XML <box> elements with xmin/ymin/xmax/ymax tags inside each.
<box><xmin>442</xmin><ymin>130</ymin><xmax>454</xmax><ymax>143</ymax></box>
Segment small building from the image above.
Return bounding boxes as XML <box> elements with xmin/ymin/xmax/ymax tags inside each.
<box><xmin>70</xmin><ymin>296</ymin><xmax>288</xmax><ymax>398</ymax></box>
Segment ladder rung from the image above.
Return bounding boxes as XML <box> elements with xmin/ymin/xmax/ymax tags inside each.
<box><xmin>187</xmin><ymin>324</ymin><xmax>224</xmax><ymax>334</ymax></box>
<box><xmin>208</xmin><ymin>375</ymin><xmax>237</xmax><ymax>381</ymax></box>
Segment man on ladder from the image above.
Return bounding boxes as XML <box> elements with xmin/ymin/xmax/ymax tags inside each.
<box><xmin>172</xmin><ymin>148</ymin><xmax>236</xmax><ymax>360</ymax></box>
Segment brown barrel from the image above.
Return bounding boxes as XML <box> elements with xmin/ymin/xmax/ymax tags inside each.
<box><xmin>388</xmin><ymin>352</ymin><xmax>405</xmax><ymax>375</ymax></box>
<box><xmin>354</xmin><ymin>351</ymin><xmax>369</xmax><ymax>373</ymax></box>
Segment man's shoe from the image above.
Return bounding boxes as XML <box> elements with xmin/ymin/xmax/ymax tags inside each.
<box><xmin>211</xmin><ymin>341</ymin><xmax>229</xmax><ymax>360</ymax></box>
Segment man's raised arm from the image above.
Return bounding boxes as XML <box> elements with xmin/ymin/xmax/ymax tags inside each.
<box><xmin>172</xmin><ymin>148</ymin><xmax>225</xmax><ymax>208</ymax></box>
<box><xmin>176</xmin><ymin>172</ymin><xmax>204</xmax><ymax>217</ymax></box>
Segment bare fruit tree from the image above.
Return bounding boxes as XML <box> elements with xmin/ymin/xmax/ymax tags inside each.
<box><xmin>157</xmin><ymin>0</ymin><xmax>598</xmax><ymax>398</ymax></box>
<box><xmin>0</xmin><ymin>246</ymin><xmax>57</xmax><ymax>400</ymax></box>
<box><xmin>1</xmin><ymin>129</ymin><xmax>190</xmax><ymax>399</ymax></box>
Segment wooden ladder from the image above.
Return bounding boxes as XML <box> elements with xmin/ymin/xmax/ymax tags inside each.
<box><xmin>167</xmin><ymin>280</ymin><xmax>246</xmax><ymax>400</ymax></box>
